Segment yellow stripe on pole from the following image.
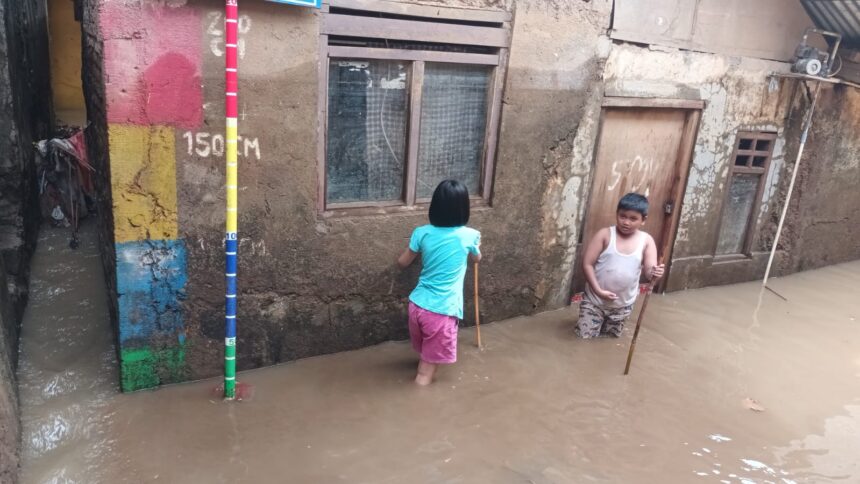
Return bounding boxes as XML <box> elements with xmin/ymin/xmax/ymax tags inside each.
<box><xmin>226</xmin><ymin>125</ymin><xmax>238</xmax><ymax>141</ymax></box>
<box><xmin>226</xmin><ymin>143</ymin><xmax>238</xmax><ymax>162</ymax></box>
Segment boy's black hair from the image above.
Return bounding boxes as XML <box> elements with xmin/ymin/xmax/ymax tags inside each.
<box><xmin>617</xmin><ymin>192</ymin><xmax>649</xmax><ymax>217</ymax></box>
<box><xmin>429</xmin><ymin>179</ymin><xmax>470</xmax><ymax>227</ymax></box>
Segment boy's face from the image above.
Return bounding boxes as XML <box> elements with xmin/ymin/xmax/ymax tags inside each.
<box><xmin>616</xmin><ymin>209</ymin><xmax>645</xmax><ymax>236</ymax></box>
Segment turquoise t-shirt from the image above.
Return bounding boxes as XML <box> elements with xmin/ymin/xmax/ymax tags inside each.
<box><xmin>408</xmin><ymin>225</ymin><xmax>481</xmax><ymax>319</ymax></box>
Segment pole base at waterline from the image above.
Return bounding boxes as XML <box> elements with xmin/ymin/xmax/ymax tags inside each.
<box><xmin>211</xmin><ymin>381</ymin><xmax>255</xmax><ymax>401</ymax></box>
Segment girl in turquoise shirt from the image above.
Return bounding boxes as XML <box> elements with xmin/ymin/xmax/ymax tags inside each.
<box><xmin>398</xmin><ymin>180</ymin><xmax>482</xmax><ymax>385</ymax></box>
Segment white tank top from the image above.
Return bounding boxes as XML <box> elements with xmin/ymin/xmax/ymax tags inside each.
<box><xmin>585</xmin><ymin>226</ymin><xmax>646</xmax><ymax>308</ymax></box>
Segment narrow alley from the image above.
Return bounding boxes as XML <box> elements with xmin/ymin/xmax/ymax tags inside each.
<box><xmin>17</xmin><ymin>221</ymin><xmax>117</xmax><ymax>483</ymax></box>
<box><xmin>16</xmin><ymin>231</ymin><xmax>860</xmax><ymax>482</ymax></box>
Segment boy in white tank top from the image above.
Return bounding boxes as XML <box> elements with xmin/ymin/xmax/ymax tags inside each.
<box><xmin>576</xmin><ymin>193</ymin><xmax>665</xmax><ymax>338</ymax></box>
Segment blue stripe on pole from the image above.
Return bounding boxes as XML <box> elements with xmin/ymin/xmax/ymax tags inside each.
<box><xmin>225</xmin><ymin>235</ymin><xmax>238</xmax><ymax>339</ymax></box>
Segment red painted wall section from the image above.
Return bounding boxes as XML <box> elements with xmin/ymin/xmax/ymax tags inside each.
<box><xmin>101</xmin><ymin>3</ymin><xmax>202</xmax><ymax>128</ymax></box>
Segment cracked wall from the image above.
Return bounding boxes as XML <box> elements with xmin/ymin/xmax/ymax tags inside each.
<box><xmin>92</xmin><ymin>0</ymin><xmax>856</xmax><ymax>391</ymax></box>
<box><xmin>781</xmin><ymin>84</ymin><xmax>860</xmax><ymax>273</ymax></box>
<box><xmin>98</xmin><ymin>0</ymin><xmax>199</xmax><ymax>391</ymax></box>
<box><xmin>89</xmin><ymin>0</ymin><xmax>613</xmax><ymax>387</ymax></box>
<box><xmin>599</xmin><ymin>43</ymin><xmax>798</xmax><ymax>290</ymax></box>
<box><xmin>1</xmin><ymin>0</ymin><xmax>52</xmax><ymax>479</ymax></box>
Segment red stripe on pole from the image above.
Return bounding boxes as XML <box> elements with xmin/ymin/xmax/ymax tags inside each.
<box><xmin>225</xmin><ymin>1</ymin><xmax>238</xmax><ymax>118</ymax></box>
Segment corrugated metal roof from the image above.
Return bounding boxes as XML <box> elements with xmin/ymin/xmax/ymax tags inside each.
<box><xmin>800</xmin><ymin>0</ymin><xmax>860</xmax><ymax>48</ymax></box>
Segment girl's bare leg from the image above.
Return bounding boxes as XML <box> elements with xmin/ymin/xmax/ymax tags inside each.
<box><xmin>415</xmin><ymin>360</ymin><xmax>437</xmax><ymax>386</ymax></box>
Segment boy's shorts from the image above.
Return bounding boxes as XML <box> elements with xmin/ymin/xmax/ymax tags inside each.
<box><xmin>576</xmin><ymin>300</ymin><xmax>633</xmax><ymax>339</ymax></box>
<box><xmin>408</xmin><ymin>302</ymin><xmax>458</xmax><ymax>364</ymax></box>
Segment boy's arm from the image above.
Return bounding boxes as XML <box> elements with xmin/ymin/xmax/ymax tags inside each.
<box><xmin>642</xmin><ymin>234</ymin><xmax>664</xmax><ymax>280</ymax></box>
<box><xmin>583</xmin><ymin>228</ymin><xmax>616</xmax><ymax>300</ymax></box>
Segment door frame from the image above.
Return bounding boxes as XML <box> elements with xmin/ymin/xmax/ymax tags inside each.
<box><xmin>573</xmin><ymin>96</ymin><xmax>703</xmax><ymax>296</ymax></box>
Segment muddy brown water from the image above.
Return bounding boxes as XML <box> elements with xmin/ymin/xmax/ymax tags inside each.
<box><xmin>17</xmin><ymin>222</ymin><xmax>860</xmax><ymax>483</ymax></box>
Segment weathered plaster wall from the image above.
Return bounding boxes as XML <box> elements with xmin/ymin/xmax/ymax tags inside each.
<box><xmin>0</xmin><ymin>0</ymin><xmax>53</xmax><ymax>479</ymax></box>
<box><xmin>0</xmin><ymin>0</ymin><xmax>52</xmax><ymax>334</ymax></box>
<box><xmin>49</xmin><ymin>0</ymin><xmax>86</xmax><ymax>112</ymax></box>
<box><xmin>178</xmin><ymin>0</ymin><xmax>613</xmax><ymax>380</ymax></box>
<box><xmin>0</xmin><ymin>0</ymin><xmax>52</xmax><ymax>478</ymax></box>
<box><xmin>81</xmin><ymin>0</ymin><xmax>120</xmax><ymax>381</ymax></box>
<box><xmin>94</xmin><ymin>0</ymin><xmax>200</xmax><ymax>391</ymax></box>
<box><xmin>781</xmin><ymin>84</ymin><xmax>860</xmax><ymax>272</ymax></box>
<box><xmin>96</xmin><ymin>0</ymin><xmax>855</xmax><ymax>391</ymax></box>
<box><xmin>0</xmin><ymin>258</ymin><xmax>21</xmax><ymax>484</ymax></box>
<box><xmin>95</xmin><ymin>0</ymin><xmax>612</xmax><ymax>388</ymax></box>
<box><xmin>597</xmin><ymin>43</ymin><xmax>797</xmax><ymax>291</ymax></box>
<box><xmin>529</xmin><ymin>2</ymin><xmax>612</xmax><ymax>308</ymax></box>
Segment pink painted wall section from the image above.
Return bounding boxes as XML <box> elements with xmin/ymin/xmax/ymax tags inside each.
<box><xmin>101</xmin><ymin>2</ymin><xmax>203</xmax><ymax>128</ymax></box>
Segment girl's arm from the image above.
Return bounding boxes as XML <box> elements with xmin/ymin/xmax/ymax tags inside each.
<box><xmin>469</xmin><ymin>232</ymin><xmax>482</xmax><ymax>263</ymax></box>
<box><xmin>398</xmin><ymin>249</ymin><xmax>419</xmax><ymax>268</ymax></box>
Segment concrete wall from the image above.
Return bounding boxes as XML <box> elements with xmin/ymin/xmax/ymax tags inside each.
<box><xmin>612</xmin><ymin>0</ymin><xmax>818</xmax><ymax>62</ymax></box>
<box><xmin>82</xmin><ymin>0</ymin><xmax>120</xmax><ymax>392</ymax></box>
<box><xmin>781</xmin><ymin>84</ymin><xmax>860</xmax><ymax>272</ymax></box>
<box><xmin>0</xmin><ymin>258</ymin><xmax>21</xmax><ymax>484</ymax></box>
<box><xmin>0</xmin><ymin>0</ymin><xmax>52</xmax><ymax>478</ymax></box>
<box><xmin>595</xmin><ymin>44</ymin><xmax>799</xmax><ymax>291</ymax></box>
<box><xmin>0</xmin><ymin>0</ymin><xmax>52</xmax><ymax>335</ymax></box>
<box><xmin>91</xmin><ymin>0</ymin><xmax>859</xmax><ymax>391</ymax></box>
<box><xmin>49</xmin><ymin>0</ymin><xmax>86</xmax><ymax>112</ymax></box>
<box><xmin>91</xmin><ymin>0</ymin><xmax>613</xmax><ymax>390</ymax></box>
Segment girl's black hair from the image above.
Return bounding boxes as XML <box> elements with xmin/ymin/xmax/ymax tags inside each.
<box><xmin>617</xmin><ymin>192</ymin><xmax>649</xmax><ymax>217</ymax></box>
<box><xmin>429</xmin><ymin>179</ymin><xmax>470</xmax><ymax>227</ymax></box>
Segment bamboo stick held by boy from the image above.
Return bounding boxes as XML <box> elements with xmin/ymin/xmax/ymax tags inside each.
<box><xmin>576</xmin><ymin>193</ymin><xmax>664</xmax><ymax>339</ymax></box>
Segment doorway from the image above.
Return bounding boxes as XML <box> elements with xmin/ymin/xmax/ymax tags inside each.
<box><xmin>572</xmin><ymin>98</ymin><xmax>702</xmax><ymax>295</ymax></box>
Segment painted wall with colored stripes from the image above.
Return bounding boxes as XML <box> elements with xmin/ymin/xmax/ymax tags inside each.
<box><xmin>100</xmin><ymin>2</ymin><xmax>201</xmax><ymax>391</ymax></box>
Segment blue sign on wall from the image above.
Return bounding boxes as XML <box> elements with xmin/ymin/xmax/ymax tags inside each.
<box><xmin>266</xmin><ymin>0</ymin><xmax>322</xmax><ymax>8</ymax></box>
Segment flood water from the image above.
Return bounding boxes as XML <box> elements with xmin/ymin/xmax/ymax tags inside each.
<box><xmin>17</xmin><ymin>222</ymin><xmax>860</xmax><ymax>483</ymax></box>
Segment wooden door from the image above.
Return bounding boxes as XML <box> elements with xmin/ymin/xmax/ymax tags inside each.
<box><xmin>573</xmin><ymin>103</ymin><xmax>700</xmax><ymax>294</ymax></box>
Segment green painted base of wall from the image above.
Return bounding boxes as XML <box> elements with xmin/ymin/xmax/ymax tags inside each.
<box><xmin>120</xmin><ymin>346</ymin><xmax>186</xmax><ymax>392</ymax></box>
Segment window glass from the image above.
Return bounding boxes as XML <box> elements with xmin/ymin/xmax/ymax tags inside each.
<box><xmin>416</xmin><ymin>63</ymin><xmax>491</xmax><ymax>199</ymax></box>
<box><xmin>326</xmin><ymin>59</ymin><xmax>409</xmax><ymax>203</ymax></box>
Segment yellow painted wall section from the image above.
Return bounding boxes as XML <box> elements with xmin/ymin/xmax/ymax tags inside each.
<box><xmin>48</xmin><ymin>0</ymin><xmax>85</xmax><ymax>112</ymax></box>
<box><xmin>109</xmin><ymin>125</ymin><xmax>180</xmax><ymax>243</ymax></box>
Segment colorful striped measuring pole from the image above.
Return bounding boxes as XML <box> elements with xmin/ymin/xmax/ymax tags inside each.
<box><xmin>224</xmin><ymin>0</ymin><xmax>239</xmax><ymax>400</ymax></box>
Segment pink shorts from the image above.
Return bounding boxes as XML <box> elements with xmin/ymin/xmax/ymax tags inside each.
<box><xmin>408</xmin><ymin>302</ymin><xmax>458</xmax><ymax>364</ymax></box>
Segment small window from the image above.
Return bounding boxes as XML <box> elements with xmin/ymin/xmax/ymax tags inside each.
<box><xmin>715</xmin><ymin>131</ymin><xmax>777</xmax><ymax>255</ymax></box>
<box><xmin>319</xmin><ymin>6</ymin><xmax>509</xmax><ymax>212</ymax></box>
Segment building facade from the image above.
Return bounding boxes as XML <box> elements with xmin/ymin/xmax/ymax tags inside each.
<box><xmin>73</xmin><ymin>0</ymin><xmax>860</xmax><ymax>391</ymax></box>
